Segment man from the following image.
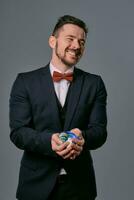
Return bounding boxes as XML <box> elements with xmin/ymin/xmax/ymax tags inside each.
<box><xmin>9</xmin><ymin>15</ymin><xmax>107</xmax><ymax>200</ymax></box>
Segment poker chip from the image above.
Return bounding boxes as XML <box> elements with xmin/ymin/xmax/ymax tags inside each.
<box><xmin>59</xmin><ymin>131</ymin><xmax>80</xmax><ymax>143</ymax></box>
<box><xmin>59</xmin><ymin>132</ymin><xmax>68</xmax><ymax>142</ymax></box>
<box><xmin>65</xmin><ymin>131</ymin><xmax>80</xmax><ymax>139</ymax></box>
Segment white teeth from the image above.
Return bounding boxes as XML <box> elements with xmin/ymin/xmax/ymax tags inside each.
<box><xmin>67</xmin><ymin>50</ymin><xmax>76</xmax><ymax>56</ymax></box>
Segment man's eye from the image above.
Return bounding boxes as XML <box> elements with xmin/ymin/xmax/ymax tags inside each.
<box><xmin>80</xmin><ymin>41</ymin><xmax>85</xmax><ymax>46</ymax></box>
<box><xmin>67</xmin><ymin>38</ymin><xmax>73</xmax><ymax>41</ymax></box>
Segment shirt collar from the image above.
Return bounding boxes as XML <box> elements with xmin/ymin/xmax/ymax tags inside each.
<box><xmin>49</xmin><ymin>62</ymin><xmax>74</xmax><ymax>76</ymax></box>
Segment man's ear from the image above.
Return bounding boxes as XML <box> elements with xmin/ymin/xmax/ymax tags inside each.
<box><xmin>48</xmin><ymin>35</ymin><xmax>56</xmax><ymax>49</ymax></box>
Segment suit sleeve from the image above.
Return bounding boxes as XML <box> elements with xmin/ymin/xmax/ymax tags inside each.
<box><xmin>9</xmin><ymin>74</ymin><xmax>57</xmax><ymax>157</ymax></box>
<box><xmin>82</xmin><ymin>76</ymin><xmax>107</xmax><ymax>150</ymax></box>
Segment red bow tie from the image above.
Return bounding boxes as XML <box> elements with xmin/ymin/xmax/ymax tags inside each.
<box><xmin>52</xmin><ymin>71</ymin><xmax>73</xmax><ymax>82</ymax></box>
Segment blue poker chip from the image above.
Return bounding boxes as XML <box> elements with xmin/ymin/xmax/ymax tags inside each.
<box><xmin>59</xmin><ymin>132</ymin><xmax>68</xmax><ymax>142</ymax></box>
<box><xmin>65</xmin><ymin>131</ymin><xmax>80</xmax><ymax>139</ymax></box>
<box><xmin>59</xmin><ymin>131</ymin><xmax>80</xmax><ymax>143</ymax></box>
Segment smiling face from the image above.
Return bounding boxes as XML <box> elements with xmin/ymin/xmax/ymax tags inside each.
<box><xmin>49</xmin><ymin>24</ymin><xmax>86</xmax><ymax>70</ymax></box>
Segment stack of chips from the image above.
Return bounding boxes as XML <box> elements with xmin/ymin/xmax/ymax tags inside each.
<box><xmin>59</xmin><ymin>132</ymin><xmax>69</xmax><ymax>142</ymax></box>
<box><xmin>59</xmin><ymin>131</ymin><xmax>80</xmax><ymax>144</ymax></box>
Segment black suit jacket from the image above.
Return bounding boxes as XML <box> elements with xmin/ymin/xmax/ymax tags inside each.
<box><xmin>9</xmin><ymin>64</ymin><xmax>107</xmax><ymax>200</ymax></box>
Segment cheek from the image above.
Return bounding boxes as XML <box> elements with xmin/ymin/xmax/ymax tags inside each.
<box><xmin>57</xmin><ymin>43</ymin><xmax>66</xmax><ymax>52</ymax></box>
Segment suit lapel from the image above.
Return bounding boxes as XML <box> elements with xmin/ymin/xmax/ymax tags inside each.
<box><xmin>64</xmin><ymin>68</ymin><xmax>84</xmax><ymax>130</ymax></box>
<box><xmin>40</xmin><ymin>65</ymin><xmax>62</xmax><ymax>130</ymax></box>
<box><xmin>40</xmin><ymin>65</ymin><xmax>84</xmax><ymax>131</ymax></box>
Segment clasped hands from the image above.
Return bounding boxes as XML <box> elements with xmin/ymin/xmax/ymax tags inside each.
<box><xmin>51</xmin><ymin>128</ymin><xmax>85</xmax><ymax>160</ymax></box>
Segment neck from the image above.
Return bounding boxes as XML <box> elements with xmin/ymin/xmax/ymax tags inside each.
<box><xmin>50</xmin><ymin>60</ymin><xmax>73</xmax><ymax>73</ymax></box>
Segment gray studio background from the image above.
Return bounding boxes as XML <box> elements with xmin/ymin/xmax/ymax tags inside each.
<box><xmin>1</xmin><ymin>0</ymin><xmax>134</xmax><ymax>199</ymax></box>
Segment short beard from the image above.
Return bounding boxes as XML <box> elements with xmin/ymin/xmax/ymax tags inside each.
<box><xmin>55</xmin><ymin>43</ymin><xmax>78</xmax><ymax>67</ymax></box>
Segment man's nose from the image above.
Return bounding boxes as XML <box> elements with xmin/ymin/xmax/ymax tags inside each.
<box><xmin>72</xmin><ymin>40</ymin><xmax>80</xmax><ymax>49</ymax></box>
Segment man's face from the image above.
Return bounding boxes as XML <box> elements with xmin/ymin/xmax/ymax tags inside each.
<box><xmin>50</xmin><ymin>24</ymin><xmax>86</xmax><ymax>67</ymax></box>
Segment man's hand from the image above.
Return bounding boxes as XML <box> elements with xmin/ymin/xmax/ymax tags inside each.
<box><xmin>51</xmin><ymin>133</ymin><xmax>74</xmax><ymax>159</ymax></box>
<box><xmin>69</xmin><ymin>128</ymin><xmax>85</xmax><ymax>160</ymax></box>
<box><xmin>51</xmin><ymin>129</ymin><xmax>85</xmax><ymax>160</ymax></box>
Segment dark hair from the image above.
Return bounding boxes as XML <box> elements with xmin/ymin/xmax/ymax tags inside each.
<box><xmin>52</xmin><ymin>15</ymin><xmax>88</xmax><ymax>36</ymax></box>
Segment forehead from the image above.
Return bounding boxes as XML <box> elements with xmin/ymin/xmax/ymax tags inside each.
<box><xmin>58</xmin><ymin>24</ymin><xmax>86</xmax><ymax>39</ymax></box>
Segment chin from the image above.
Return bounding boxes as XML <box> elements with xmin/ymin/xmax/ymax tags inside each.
<box><xmin>66</xmin><ymin>58</ymin><xmax>78</xmax><ymax>66</ymax></box>
<box><xmin>67</xmin><ymin>62</ymin><xmax>77</xmax><ymax>67</ymax></box>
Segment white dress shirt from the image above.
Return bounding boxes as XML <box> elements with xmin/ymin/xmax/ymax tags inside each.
<box><xmin>50</xmin><ymin>63</ymin><xmax>74</xmax><ymax>107</ymax></box>
<box><xmin>50</xmin><ymin>63</ymin><xmax>74</xmax><ymax>174</ymax></box>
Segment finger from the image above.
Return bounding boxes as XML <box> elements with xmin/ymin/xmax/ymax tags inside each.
<box><xmin>52</xmin><ymin>138</ymin><xmax>68</xmax><ymax>152</ymax></box>
<box><xmin>56</xmin><ymin>141</ymin><xmax>70</xmax><ymax>152</ymax></box>
<box><xmin>62</xmin><ymin>149</ymin><xmax>75</xmax><ymax>159</ymax></box>
<box><xmin>72</xmin><ymin>143</ymin><xmax>83</xmax><ymax>152</ymax></box>
<box><xmin>69</xmin><ymin>150</ymin><xmax>81</xmax><ymax>160</ymax></box>
<box><xmin>70</xmin><ymin>128</ymin><xmax>81</xmax><ymax>136</ymax></box>
<box><xmin>52</xmin><ymin>133</ymin><xmax>63</xmax><ymax>145</ymax></box>
<box><xmin>57</xmin><ymin>144</ymin><xmax>72</xmax><ymax>157</ymax></box>
<box><xmin>63</xmin><ymin>146</ymin><xmax>82</xmax><ymax>159</ymax></box>
<box><xmin>52</xmin><ymin>141</ymin><xmax>68</xmax><ymax>152</ymax></box>
<box><xmin>70</xmin><ymin>155</ymin><xmax>76</xmax><ymax>160</ymax></box>
<box><xmin>71</xmin><ymin>138</ymin><xmax>84</xmax><ymax>147</ymax></box>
